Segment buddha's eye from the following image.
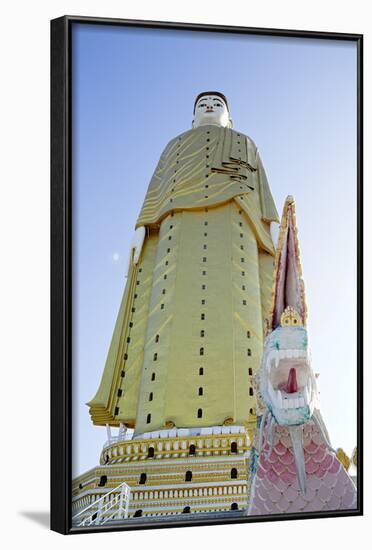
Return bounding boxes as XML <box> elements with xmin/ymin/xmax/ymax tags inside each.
<box><xmin>214</xmin><ymin>103</ymin><xmax>222</xmax><ymax>107</ymax></box>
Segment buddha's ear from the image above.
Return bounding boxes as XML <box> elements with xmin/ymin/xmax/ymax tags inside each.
<box><xmin>228</xmin><ymin>117</ymin><xmax>233</xmax><ymax>129</ymax></box>
<box><xmin>191</xmin><ymin>119</ymin><xmax>195</xmax><ymax>128</ymax></box>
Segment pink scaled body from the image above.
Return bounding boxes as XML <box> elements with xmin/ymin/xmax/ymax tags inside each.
<box><xmin>249</xmin><ymin>421</ymin><xmax>357</xmax><ymax>515</ymax></box>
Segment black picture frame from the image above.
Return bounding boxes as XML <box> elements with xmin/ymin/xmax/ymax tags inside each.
<box><xmin>51</xmin><ymin>15</ymin><xmax>363</xmax><ymax>535</ymax></box>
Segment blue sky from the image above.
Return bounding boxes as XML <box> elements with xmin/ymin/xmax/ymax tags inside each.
<box><xmin>71</xmin><ymin>23</ymin><xmax>357</xmax><ymax>477</ymax></box>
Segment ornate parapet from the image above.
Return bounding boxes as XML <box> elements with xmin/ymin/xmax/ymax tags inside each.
<box><xmin>100</xmin><ymin>427</ymin><xmax>253</xmax><ymax>465</ymax></box>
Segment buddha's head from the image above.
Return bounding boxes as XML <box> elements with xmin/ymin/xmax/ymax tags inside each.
<box><xmin>192</xmin><ymin>91</ymin><xmax>233</xmax><ymax>128</ymax></box>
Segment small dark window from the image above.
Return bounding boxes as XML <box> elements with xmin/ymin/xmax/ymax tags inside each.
<box><xmin>131</xmin><ymin>307</ymin><xmax>136</xmax><ymax>313</ymax></box>
<box><xmin>231</xmin><ymin>468</ymin><xmax>238</xmax><ymax>479</ymax></box>
<box><xmin>92</xmin><ymin>512</ymin><xmax>97</xmax><ymax>521</ymax></box>
<box><xmin>241</xmin><ymin>271</ymin><xmax>245</xmax><ymax>276</ymax></box>
<box><xmin>201</xmin><ymin>299</ymin><xmax>205</xmax><ymax>305</ymax></box>
<box><xmin>250</xmin><ymin>408</ymin><xmax>254</xmax><ymax>414</ymax></box>
<box><xmin>247</xmin><ymin>331</ymin><xmax>250</xmax><ymax>338</ymax></box>
<box><xmin>240</xmin><ymin>233</ymin><xmax>243</xmax><ymax>238</ymax></box>
<box><xmin>231</xmin><ymin>442</ymin><xmax>238</xmax><ymax>454</ymax></box>
<box><xmin>162</xmin><ymin>289</ymin><xmax>166</xmax><ymax>295</ymax></box>
<box><xmin>203</xmin><ymin>244</ymin><xmax>207</xmax><ymax>250</ymax></box>
<box><xmin>129</xmin><ymin>321</ymin><xmax>133</xmax><ymax>327</ymax></box>
<box><xmin>155</xmin><ymin>334</ymin><xmax>159</xmax><ymax>343</ymax></box>
<box><xmin>198</xmin><ymin>387</ymin><xmax>203</xmax><ymax>396</ymax></box>
<box><xmin>201</xmin><ymin>313</ymin><xmax>205</xmax><ymax>320</ymax></box>
<box><xmin>182</xmin><ymin>506</ymin><xmax>191</xmax><ymax>514</ymax></box>
<box><xmin>151</xmin><ymin>373</ymin><xmax>156</xmax><ymax>381</ymax></box>
<box><xmin>202</xmin><ymin>284</ymin><xmax>206</xmax><ymax>290</ymax></box>
<box><xmin>249</xmin><ymin>387</ymin><xmax>254</xmax><ymax>396</ymax></box>
<box><xmin>247</xmin><ymin>349</ymin><xmax>251</xmax><ymax>356</ymax></box>
<box><xmin>98</xmin><ymin>475</ymin><xmax>107</xmax><ymax>487</ymax></box>
<box><xmin>147</xmin><ymin>413</ymin><xmax>151</xmax><ymax>424</ymax></box>
<box><xmin>202</xmin><ymin>270</ymin><xmax>206</xmax><ymax>276</ymax></box>
<box><xmin>231</xmin><ymin>503</ymin><xmax>238</xmax><ymax>510</ymax></box>
<box><xmin>149</xmin><ymin>392</ymin><xmax>153</xmax><ymax>402</ymax></box>
<box><xmin>197</xmin><ymin>408</ymin><xmax>203</xmax><ymax>418</ymax></box>
<box><xmin>241</xmin><ymin>258</ymin><xmax>245</xmax><ymax>263</ymax></box>
<box><xmin>200</xmin><ymin>330</ymin><xmax>205</xmax><ymax>337</ymax></box>
<box><xmin>161</xmin><ymin>304</ymin><xmax>165</xmax><ymax>310</ymax></box>
<box><xmin>165</xmin><ymin>260</ymin><xmax>169</xmax><ymax>266</ymax></box>
<box><xmin>121</xmin><ymin>370</ymin><xmax>125</xmax><ymax>378</ymax></box>
<box><xmin>114</xmin><ymin>406</ymin><xmax>119</xmax><ymax>415</ymax></box>
<box><xmin>136</xmin><ymin>281</ymin><xmax>140</xmax><ymax>286</ymax></box>
<box><xmin>164</xmin><ymin>274</ymin><xmax>167</xmax><ymax>280</ymax></box>
<box><xmin>243</xmin><ymin>300</ymin><xmax>247</xmax><ymax>305</ymax></box>
<box><xmin>139</xmin><ymin>473</ymin><xmax>147</xmax><ymax>484</ymax></box>
<box><xmin>204</xmin><ymin>232</ymin><xmax>208</xmax><ymax>237</ymax></box>
<box><xmin>239</xmin><ymin>222</ymin><xmax>243</xmax><ymax>227</ymax></box>
<box><xmin>185</xmin><ymin>470</ymin><xmax>193</xmax><ymax>481</ymax></box>
<box><xmin>240</xmin><ymin>245</ymin><xmax>244</xmax><ymax>250</ymax></box>
<box><xmin>148</xmin><ymin>447</ymin><xmax>154</xmax><ymax>458</ymax></box>
<box><xmin>79</xmin><ymin>483</ymin><xmax>83</xmax><ymax>489</ymax></box>
<box><xmin>200</xmin><ymin>347</ymin><xmax>204</xmax><ymax>356</ymax></box>
<box><xmin>117</xmin><ymin>389</ymin><xmax>122</xmax><ymax>397</ymax></box>
<box><xmin>153</xmin><ymin>353</ymin><xmax>158</xmax><ymax>361</ymax></box>
<box><xmin>170</xmin><ymin>225</ymin><xmax>173</xmax><ymax>229</ymax></box>
<box><xmin>124</xmin><ymin>353</ymin><xmax>128</xmax><ymax>360</ymax></box>
<box><xmin>104</xmin><ymin>454</ymin><xmax>109</xmax><ymax>464</ymax></box>
<box><xmin>168</xmin><ymin>236</ymin><xmax>172</xmax><ymax>240</ymax></box>
<box><xmin>139</xmin><ymin>268</ymin><xmax>142</xmax><ymax>272</ymax></box>
<box><xmin>189</xmin><ymin>444</ymin><xmax>196</xmax><ymax>455</ymax></box>
<box><xmin>242</xmin><ymin>285</ymin><xmax>246</xmax><ymax>291</ymax></box>
<box><xmin>203</xmin><ymin>257</ymin><xmax>207</xmax><ymax>262</ymax></box>
<box><xmin>248</xmin><ymin>367</ymin><xmax>253</xmax><ymax>376</ymax></box>
<box><xmin>134</xmin><ymin>510</ymin><xmax>143</xmax><ymax>517</ymax></box>
<box><xmin>204</xmin><ymin>221</ymin><xmax>208</xmax><ymax>226</ymax></box>
<box><xmin>127</xmin><ymin>337</ymin><xmax>131</xmax><ymax>343</ymax></box>
<box><xmin>199</xmin><ymin>367</ymin><xmax>204</xmax><ymax>375</ymax></box>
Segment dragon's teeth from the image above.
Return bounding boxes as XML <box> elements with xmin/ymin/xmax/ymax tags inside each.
<box><xmin>303</xmin><ymin>387</ymin><xmax>309</xmax><ymax>404</ymax></box>
<box><xmin>276</xmin><ymin>390</ymin><xmax>282</xmax><ymax>408</ymax></box>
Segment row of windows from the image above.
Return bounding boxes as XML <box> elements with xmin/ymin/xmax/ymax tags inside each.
<box><xmin>146</xmin><ymin>407</ymin><xmax>204</xmax><ymax>424</ymax></box>
<box><xmin>138</xmin><ymin>460</ymin><xmax>239</xmax><ymax>486</ymax></box>
<box><xmin>133</xmin><ymin>504</ymin><xmax>239</xmax><ymax>516</ymax></box>
<box><xmin>154</xmin><ymin>349</ymin><xmax>250</xmax><ymax>361</ymax></box>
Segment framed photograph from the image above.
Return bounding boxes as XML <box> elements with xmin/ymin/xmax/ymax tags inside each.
<box><xmin>51</xmin><ymin>15</ymin><xmax>363</xmax><ymax>534</ymax></box>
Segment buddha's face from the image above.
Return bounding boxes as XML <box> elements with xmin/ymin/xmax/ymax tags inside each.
<box><xmin>193</xmin><ymin>95</ymin><xmax>231</xmax><ymax>128</ymax></box>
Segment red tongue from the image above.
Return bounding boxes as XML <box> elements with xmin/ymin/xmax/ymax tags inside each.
<box><xmin>285</xmin><ymin>368</ymin><xmax>298</xmax><ymax>393</ymax></box>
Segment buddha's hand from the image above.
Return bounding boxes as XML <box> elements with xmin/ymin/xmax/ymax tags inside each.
<box><xmin>270</xmin><ymin>222</ymin><xmax>280</xmax><ymax>249</ymax></box>
<box><xmin>131</xmin><ymin>226</ymin><xmax>146</xmax><ymax>265</ymax></box>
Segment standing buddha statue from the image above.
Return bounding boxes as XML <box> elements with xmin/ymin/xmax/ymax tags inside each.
<box><xmin>88</xmin><ymin>92</ymin><xmax>279</xmax><ymax>437</ymax></box>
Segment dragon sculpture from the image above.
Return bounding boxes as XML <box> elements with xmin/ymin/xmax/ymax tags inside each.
<box><xmin>247</xmin><ymin>196</ymin><xmax>357</xmax><ymax>515</ymax></box>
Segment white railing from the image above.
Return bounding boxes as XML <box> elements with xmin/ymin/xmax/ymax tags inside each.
<box><xmin>103</xmin><ymin>432</ymin><xmax>134</xmax><ymax>449</ymax></box>
<box><xmin>72</xmin><ymin>482</ymin><xmax>131</xmax><ymax>527</ymax></box>
<box><xmin>103</xmin><ymin>424</ymin><xmax>134</xmax><ymax>449</ymax></box>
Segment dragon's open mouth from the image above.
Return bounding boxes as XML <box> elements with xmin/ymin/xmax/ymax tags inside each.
<box><xmin>266</xmin><ymin>350</ymin><xmax>312</xmax><ymax>411</ymax></box>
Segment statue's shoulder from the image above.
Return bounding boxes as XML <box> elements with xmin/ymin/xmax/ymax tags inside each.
<box><xmin>228</xmin><ymin>127</ymin><xmax>257</xmax><ymax>149</ymax></box>
<box><xmin>159</xmin><ymin>128</ymin><xmax>193</xmax><ymax>155</ymax></box>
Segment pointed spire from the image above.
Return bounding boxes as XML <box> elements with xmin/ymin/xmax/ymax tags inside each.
<box><xmin>269</xmin><ymin>196</ymin><xmax>307</xmax><ymax>330</ymax></box>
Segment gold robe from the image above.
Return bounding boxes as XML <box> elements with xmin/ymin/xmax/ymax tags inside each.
<box><xmin>88</xmin><ymin>124</ymin><xmax>279</xmax><ymax>434</ymax></box>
